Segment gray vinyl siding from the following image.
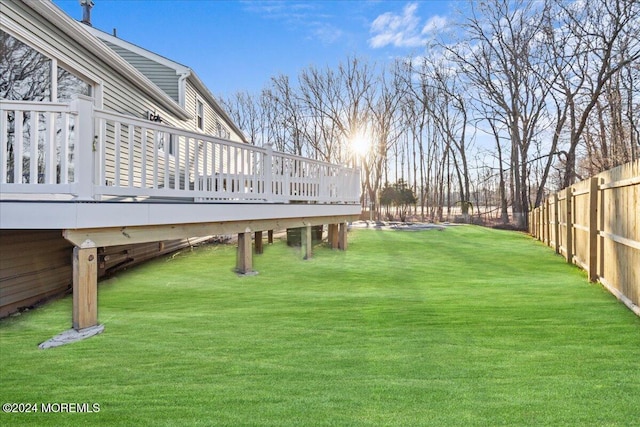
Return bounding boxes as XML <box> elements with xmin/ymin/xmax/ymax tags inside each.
<box><xmin>101</xmin><ymin>40</ymin><xmax>180</xmax><ymax>103</ymax></box>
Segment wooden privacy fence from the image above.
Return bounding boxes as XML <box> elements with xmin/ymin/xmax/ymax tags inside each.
<box><xmin>529</xmin><ymin>160</ymin><xmax>639</xmax><ymax>315</ymax></box>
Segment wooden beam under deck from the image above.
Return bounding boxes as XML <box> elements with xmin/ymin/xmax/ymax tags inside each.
<box><xmin>60</xmin><ymin>210</ymin><xmax>358</xmax><ymax>334</ymax></box>
<box><xmin>63</xmin><ymin>215</ymin><xmax>359</xmax><ymax>247</ymax></box>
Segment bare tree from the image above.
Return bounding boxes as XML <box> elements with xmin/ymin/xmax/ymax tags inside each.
<box><xmin>219</xmin><ymin>91</ymin><xmax>261</xmax><ymax>144</ymax></box>
<box><xmin>447</xmin><ymin>0</ymin><xmax>555</xmax><ymax>228</ymax></box>
<box><xmin>550</xmin><ymin>0</ymin><xmax>640</xmax><ymax>186</ymax></box>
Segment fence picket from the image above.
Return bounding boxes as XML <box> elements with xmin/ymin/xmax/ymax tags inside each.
<box><xmin>531</xmin><ymin>161</ymin><xmax>639</xmax><ymax>316</ymax></box>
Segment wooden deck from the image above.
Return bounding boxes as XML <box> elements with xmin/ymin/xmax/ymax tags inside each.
<box><xmin>1</xmin><ymin>97</ymin><xmax>361</xmax><ymax>333</ymax></box>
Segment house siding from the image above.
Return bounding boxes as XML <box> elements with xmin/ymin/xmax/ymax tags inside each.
<box><xmin>0</xmin><ymin>230</ymin><xmax>212</xmax><ymax>318</ymax></box>
<box><xmin>2</xmin><ymin>0</ymin><xmax>184</xmax><ymax>128</ymax></box>
<box><xmin>0</xmin><ymin>1</ymin><xmax>213</xmax><ymax>318</ymax></box>
<box><xmin>185</xmin><ymin>81</ymin><xmax>243</xmax><ymax>143</ymax></box>
<box><xmin>101</xmin><ymin>39</ymin><xmax>181</xmax><ymax>103</ymax></box>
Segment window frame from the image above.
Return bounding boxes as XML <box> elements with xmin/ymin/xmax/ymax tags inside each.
<box><xmin>1</xmin><ymin>20</ymin><xmax>103</xmax><ymax>107</ymax></box>
<box><xmin>196</xmin><ymin>98</ymin><xmax>205</xmax><ymax>131</ymax></box>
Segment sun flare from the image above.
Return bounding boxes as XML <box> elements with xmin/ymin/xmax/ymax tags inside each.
<box><xmin>350</xmin><ymin>131</ymin><xmax>370</xmax><ymax>157</ymax></box>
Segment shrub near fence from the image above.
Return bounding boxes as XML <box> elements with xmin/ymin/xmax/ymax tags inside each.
<box><xmin>529</xmin><ymin>160</ymin><xmax>639</xmax><ymax>316</ymax></box>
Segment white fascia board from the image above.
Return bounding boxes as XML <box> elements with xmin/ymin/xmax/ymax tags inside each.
<box><xmin>0</xmin><ymin>201</ymin><xmax>361</xmax><ymax>230</ymax></box>
<box><xmin>24</xmin><ymin>1</ymin><xmax>191</xmax><ymax>121</ymax></box>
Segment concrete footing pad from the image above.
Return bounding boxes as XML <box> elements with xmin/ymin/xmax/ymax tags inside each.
<box><xmin>235</xmin><ymin>270</ymin><xmax>259</xmax><ymax>277</ymax></box>
<box><xmin>38</xmin><ymin>324</ymin><xmax>105</xmax><ymax>349</ymax></box>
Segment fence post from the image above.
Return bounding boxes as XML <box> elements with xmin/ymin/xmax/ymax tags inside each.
<box><xmin>597</xmin><ymin>177</ymin><xmax>605</xmax><ymax>282</ymax></box>
<box><xmin>565</xmin><ymin>187</ymin><xmax>573</xmax><ymax>264</ymax></box>
<box><xmin>538</xmin><ymin>206</ymin><xmax>543</xmax><ymax>241</ymax></box>
<box><xmin>71</xmin><ymin>96</ymin><xmax>95</xmax><ymax>200</ymax></box>
<box><xmin>553</xmin><ymin>193</ymin><xmax>560</xmax><ymax>254</ymax></box>
<box><xmin>588</xmin><ymin>176</ymin><xmax>599</xmax><ymax>282</ymax></box>
<box><xmin>545</xmin><ymin>198</ymin><xmax>551</xmax><ymax>246</ymax></box>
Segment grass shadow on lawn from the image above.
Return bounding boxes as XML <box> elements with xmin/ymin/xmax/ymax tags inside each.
<box><xmin>1</xmin><ymin>226</ymin><xmax>639</xmax><ymax>426</ymax></box>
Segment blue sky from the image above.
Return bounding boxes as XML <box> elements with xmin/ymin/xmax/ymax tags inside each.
<box><xmin>53</xmin><ymin>0</ymin><xmax>457</xmax><ymax>97</ymax></box>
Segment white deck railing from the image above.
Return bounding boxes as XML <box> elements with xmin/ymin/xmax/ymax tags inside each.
<box><xmin>0</xmin><ymin>98</ymin><xmax>360</xmax><ymax>204</ymax></box>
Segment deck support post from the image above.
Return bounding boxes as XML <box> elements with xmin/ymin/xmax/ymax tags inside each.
<box><xmin>302</xmin><ymin>225</ymin><xmax>313</xmax><ymax>259</ymax></box>
<box><xmin>268</xmin><ymin>230</ymin><xmax>274</xmax><ymax>244</ymax></box>
<box><xmin>254</xmin><ymin>231</ymin><xmax>264</xmax><ymax>254</ymax></box>
<box><xmin>328</xmin><ymin>224</ymin><xmax>339</xmax><ymax>249</ymax></box>
<box><xmin>72</xmin><ymin>245</ymin><xmax>98</xmax><ymax>330</ymax></box>
<box><xmin>236</xmin><ymin>232</ymin><xmax>253</xmax><ymax>274</ymax></box>
<box><xmin>338</xmin><ymin>222</ymin><xmax>348</xmax><ymax>251</ymax></box>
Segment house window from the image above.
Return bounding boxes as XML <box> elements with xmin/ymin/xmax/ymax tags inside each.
<box><xmin>1</xmin><ymin>29</ymin><xmax>94</xmax><ymax>184</ymax></box>
<box><xmin>57</xmin><ymin>66</ymin><xmax>91</xmax><ymax>101</ymax></box>
<box><xmin>216</xmin><ymin>120</ymin><xmax>230</xmax><ymax>139</ymax></box>
<box><xmin>159</xmin><ymin>133</ymin><xmax>176</xmax><ymax>156</ymax></box>
<box><xmin>196</xmin><ymin>99</ymin><xmax>204</xmax><ymax>131</ymax></box>
<box><xmin>0</xmin><ymin>30</ymin><xmax>92</xmax><ymax>101</ymax></box>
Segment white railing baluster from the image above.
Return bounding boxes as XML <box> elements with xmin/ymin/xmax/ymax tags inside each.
<box><xmin>184</xmin><ymin>136</ymin><xmax>190</xmax><ymax>192</ymax></box>
<box><xmin>211</xmin><ymin>141</ymin><xmax>217</xmax><ymax>194</ymax></box>
<box><xmin>1</xmin><ymin>110</ymin><xmax>8</xmax><ymax>184</ymax></box>
<box><xmin>226</xmin><ymin>145</ymin><xmax>231</xmax><ymax>194</ymax></box>
<box><xmin>127</xmin><ymin>125</ymin><xmax>134</xmax><ymax>187</ymax></box>
<box><xmin>45</xmin><ymin>112</ymin><xmax>55</xmax><ymax>184</ymax></box>
<box><xmin>29</xmin><ymin>112</ymin><xmax>38</xmax><ymax>184</ymax></box>
<box><xmin>173</xmin><ymin>134</ymin><xmax>179</xmax><ymax>190</ymax></box>
<box><xmin>0</xmin><ymin>101</ymin><xmax>359</xmax><ymax>204</ymax></box>
<box><xmin>14</xmin><ymin>111</ymin><xmax>24</xmax><ymax>184</ymax></box>
<box><xmin>202</xmin><ymin>139</ymin><xmax>208</xmax><ymax>190</ymax></box>
<box><xmin>114</xmin><ymin>122</ymin><xmax>121</xmax><ymax>186</ymax></box>
<box><xmin>163</xmin><ymin>132</ymin><xmax>169</xmax><ymax>190</ymax></box>
<box><xmin>153</xmin><ymin>130</ymin><xmax>159</xmax><ymax>189</ymax></box>
<box><xmin>60</xmin><ymin>113</ymin><xmax>71</xmax><ymax>184</ymax></box>
<box><xmin>218</xmin><ymin>144</ymin><xmax>223</xmax><ymax>195</ymax></box>
<box><xmin>141</xmin><ymin>127</ymin><xmax>148</xmax><ymax>188</ymax></box>
<box><xmin>193</xmin><ymin>139</ymin><xmax>199</xmax><ymax>190</ymax></box>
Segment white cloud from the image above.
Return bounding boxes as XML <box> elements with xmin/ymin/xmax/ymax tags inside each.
<box><xmin>311</xmin><ymin>23</ymin><xmax>344</xmax><ymax>45</ymax></box>
<box><xmin>422</xmin><ymin>15</ymin><xmax>448</xmax><ymax>35</ymax></box>
<box><xmin>369</xmin><ymin>3</ymin><xmax>425</xmax><ymax>48</ymax></box>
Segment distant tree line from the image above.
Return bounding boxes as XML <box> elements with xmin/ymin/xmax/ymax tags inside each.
<box><xmin>220</xmin><ymin>0</ymin><xmax>639</xmax><ymax>228</ymax></box>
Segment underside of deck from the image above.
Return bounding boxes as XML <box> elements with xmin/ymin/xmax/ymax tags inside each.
<box><xmin>0</xmin><ymin>199</ymin><xmax>359</xmax><ymax>337</ymax></box>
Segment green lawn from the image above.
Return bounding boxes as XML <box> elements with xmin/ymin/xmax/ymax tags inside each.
<box><xmin>1</xmin><ymin>226</ymin><xmax>639</xmax><ymax>426</ymax></box>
